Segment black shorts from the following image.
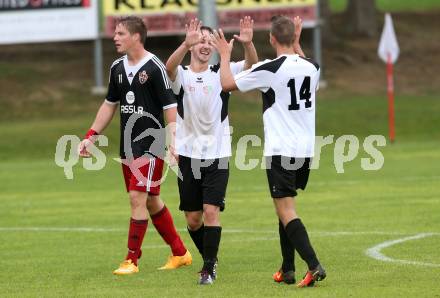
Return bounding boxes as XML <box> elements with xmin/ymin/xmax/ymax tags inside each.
<box><xmin>178</xmin><ymin>155</ymin><xmax>229</xmax><ymax>212</ymax></box>
<box><xmin>265</xmin><ymin>156</ymin><xmax>311</xmax><ymax>198</ymax></box>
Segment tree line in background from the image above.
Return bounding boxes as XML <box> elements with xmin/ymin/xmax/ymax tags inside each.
<box><xmin>321</xmin><ymin>0</ymin><xmax>377</xmax><ymax>41</ymax></box>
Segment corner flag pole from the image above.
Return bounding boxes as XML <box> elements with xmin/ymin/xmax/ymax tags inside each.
<box><xmin>378</xmin><ymin>13</ymin><xmax>399</xmax><ymax>143</ymax></box>
<box><xmin>386</xmin><ymin>52</ymin><xmax>395</xmax><ymax>143</ymax></box>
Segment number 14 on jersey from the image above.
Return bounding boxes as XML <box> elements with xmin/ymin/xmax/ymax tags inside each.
<box><xmin>288</xmin><ymin>76</ymin><xmax>312</xmax><ymax>110</ymax></box>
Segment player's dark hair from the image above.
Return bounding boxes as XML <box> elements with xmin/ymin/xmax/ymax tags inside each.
<box><xmin>200</xmin><ymin>25</ymin><xmax>213</xmax><ymax>34</ymax></box>
<box><xmin>116</xmin><ymin>16</ymin><xmax>148</xmax><ymax>45</ymax></box>
<box><xmin>270</xmin><ymin>15</ymin><xmax>295</xmax><ymax>46</ymax></box>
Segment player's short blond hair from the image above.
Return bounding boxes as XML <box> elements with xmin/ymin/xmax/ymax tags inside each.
<box><xmin>270</xmin><ymin>15</ymin><xmax>295</xmax><ymax>46</ymax></box>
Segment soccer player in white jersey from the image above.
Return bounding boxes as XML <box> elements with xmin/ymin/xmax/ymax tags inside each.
<box><xmin>165</xmin><ymin>17</ymin><xmax>258</xmax><ymax>285</ymax></box>
<box><xmin>78</xmin><ymin>16</ymin><xmax>191</xmax><ymax>275</ymax></box>
<box><xmin>212</xmin><ymin>15</ymin><xmax>326</xmax><ymax>288</ymax></box>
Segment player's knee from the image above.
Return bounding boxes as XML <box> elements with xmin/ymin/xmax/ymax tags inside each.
<box><xmin>185</xmin><ymin>212</ymin><xmax>203</xmax><ymax>230</ymax></box>
<box><xmin>203</xmin><ymin>205</ymin><xmax>220</xmax><ymax>224</ymax></box>
<box><xmin>129</xmin><ymin>191</ymin><xmax>147</xmax><ymax>210</ymax></box>
<box><xmin>130</xmin><ymin>199</ymin><xmax>144</xmax><ymax>211</ymax></box>
<box><xmin>187</xmin><ymin>220</ymin><xmax>202</xmax><ymax>230</ymax></box>
<box><xmin>276</xmin><ymin>209</ymin><xmax>298</xmax><ymax>226</ymax></box>
<box><xmin>146</xmin><ymin>195</ymin><xmax>163</xmax><ymax>211</ymax></box>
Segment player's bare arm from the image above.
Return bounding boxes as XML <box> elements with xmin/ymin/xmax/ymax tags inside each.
<box><xmin>78</xmin><ymin>101</ymin><xmax>117</xmax><ymax>157</ymax></box>
<box><xmin>166</xmin><ymin>18</ymin><xmax>202</xmax><ymax>81</ymax></box>
<box><xmin>293</xmin><ymin>16</ymin><xmax>306</xmax><ymax>58</ymax></box>
<box><xmin>211</xmin><ymin>29</ymin><xmax>238</xmax><ymax>92</ymax></box>
<box><xmin>164</xmin><ymin>106</ymin><xmax>178</xmax><ymax>161</ymax></box>
<box><xmin>233</xmin><ymin>16</ymin><xmax>258</xmax><ymax>70</ymax></box>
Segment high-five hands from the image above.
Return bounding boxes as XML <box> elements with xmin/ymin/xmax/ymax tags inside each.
<box><xmin>184</xmin><ymin>18</ymin><xmax>203</xmax><ymax>49</ymax></box>
<box><xmin>233</xmin><ymin>16</ymin><xmax>254</xmax><ymax>45</ymax></box>
<box><xmin>210</xmin><ymin>28</ymin><xmax>234</xmax><ymax>58</ymax></box>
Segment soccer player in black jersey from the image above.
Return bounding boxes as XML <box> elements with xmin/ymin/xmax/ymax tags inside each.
<box><xmin>212</xmin><ymin>16</ymin><xmax>326</xmax><ymax>288</ymax></box>
<box><xmin>78</xmin><ymin>16</ymin><xmax>191</xmax><ymax>275</ymax></box>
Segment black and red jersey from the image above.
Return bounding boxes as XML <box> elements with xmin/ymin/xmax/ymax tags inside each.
<box><xmin>105</xmin><ymin>52</ymin><xmax>177</xmax><ymax>158</ymax></box>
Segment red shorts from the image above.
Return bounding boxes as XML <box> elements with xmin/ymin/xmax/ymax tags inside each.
<box><xmin>121</xmin><ymin>157</ymin><xmax>164</xmax><ymax>195</ymax></box>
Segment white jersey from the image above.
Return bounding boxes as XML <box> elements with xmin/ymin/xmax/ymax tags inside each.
<box><xmin>171</xmin><ymin>61</ymin><xmax>245</xmax><ymax>159</ymax></box>
<box><xmin>234</xmin><ymin>54</ymin><xmax>320</xmax><ymax>157</ymax></box>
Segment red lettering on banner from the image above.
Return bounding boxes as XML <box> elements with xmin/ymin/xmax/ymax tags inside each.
<box><xmin>105</xmin><ymin>6</ymin><xmax>316</xmax><ymax>37</ymax></box>
<box><xmin>30</xmin><ymin>0</ymin><xmax>42</xmax><ymax>8</ymax></box>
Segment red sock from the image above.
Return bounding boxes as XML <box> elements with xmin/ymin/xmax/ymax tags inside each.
<box><xmin>151</xmin><ymin>206</ymin><xmax>187</xmax><ymax>256</ymax></box>
<box><xmin>126</xmin><ymin>218</ymin><xmax>148</xmax><ymax>265</ymax></box>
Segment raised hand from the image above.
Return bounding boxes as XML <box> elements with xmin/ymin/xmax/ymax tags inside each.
<box><xmin>210</xmin><ymin>29</ymin><xmax>234</xmax><ymax>58</ymax></box>
<box><xmin>293</xmin><ymin>16</ymin><xmax>302</xmax><ymax>43</ymax></box>
<box><xmin>233</xmin><ymin>16</ymin><xmax>254</xmax><ymax>44</ymax></box>
<box><xmin>184</xmin><ymin>18</ymin><xmax>203</xmax><ymax>48</ymax></box>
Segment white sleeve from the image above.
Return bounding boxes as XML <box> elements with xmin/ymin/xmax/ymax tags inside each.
<box><xmin>234</xmin><ymin>60</ymin><xmax>272</xmax><ymax>93</ymax></box>
<box><xmin>169</xmin><ymin>65</ymin><xmax>184</xmax><ymax>95</ymax></box>
<box><xmin>313</xmin><ymin>69</ymin><xmax>321</xmax><ymax>91</ymax></box>
<box><xmin>230</xmin><ymin>60</ymin><xmax>245</xmax><ymax>76</ymax></box>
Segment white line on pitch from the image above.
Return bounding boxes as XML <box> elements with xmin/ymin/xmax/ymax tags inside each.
<box><xmin>365</xmin><ymin>233</ymin><xmax>440</xmax><ymax>268</ymax></box>
<box><xmin>3</xmin><ymin>227</ymin><xmax>440</xmax><ymax>267</ymax></box>
<box><xmin>0</xmin><ymin>226</ymin><xmax>435</xmax><ymax>236</ymax></box>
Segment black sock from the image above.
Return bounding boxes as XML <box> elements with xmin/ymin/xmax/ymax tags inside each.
<box><xmin>279</xmin><ymin>220</ymin><xmax>295</xmax><ymax>272</ymax></box>
<box><xmin>188</xmin><ymin>224</ymin><xmax>204</xmax><ymax>257</ymax></box>
<box><xmin>285</xmin><ymin>218</ymin><xmax>319</xmax><ymax>270</ymax></box>
<box><xmin>203</xmin><ymin>226</ymin><xmax>222</xmax><ymax>273</ymax></box>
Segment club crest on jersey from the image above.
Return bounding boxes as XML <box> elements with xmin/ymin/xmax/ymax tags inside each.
<box><xmin>139</xmin><ymin>71</ymin><xmax>148</xmax><ymax>84</ymax></box>
<box><xmin>126</xmin><ymin>91</ymin><xmax>135</xmax><ymax>104</ymax></box>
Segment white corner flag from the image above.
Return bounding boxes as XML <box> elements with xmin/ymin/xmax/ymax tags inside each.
<box><xmin>378</xmin><ymin>14</ymin><xmax>400</xmax><ymax>64</ymax></box>
<box><xmin>378</xmin><ymin>13</ymin><xmax>399</xmax><ymax>143</ymax></box>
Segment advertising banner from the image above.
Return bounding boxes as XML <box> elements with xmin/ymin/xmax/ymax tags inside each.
<box><xmin>103</xmin><ymin>0</ymin><xmax>317</xmax><ymax>37</ymax></box>
<box><xmin>0</xmin><ymin>0</ymin><xmax>99</xmax><ymax>44</ymax></box>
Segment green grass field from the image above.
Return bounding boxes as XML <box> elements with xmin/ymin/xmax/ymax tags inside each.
<box><xmin>0</xmin><ymin>93</ymin><xmax>439</xmax><ymax>297</ymax></box>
